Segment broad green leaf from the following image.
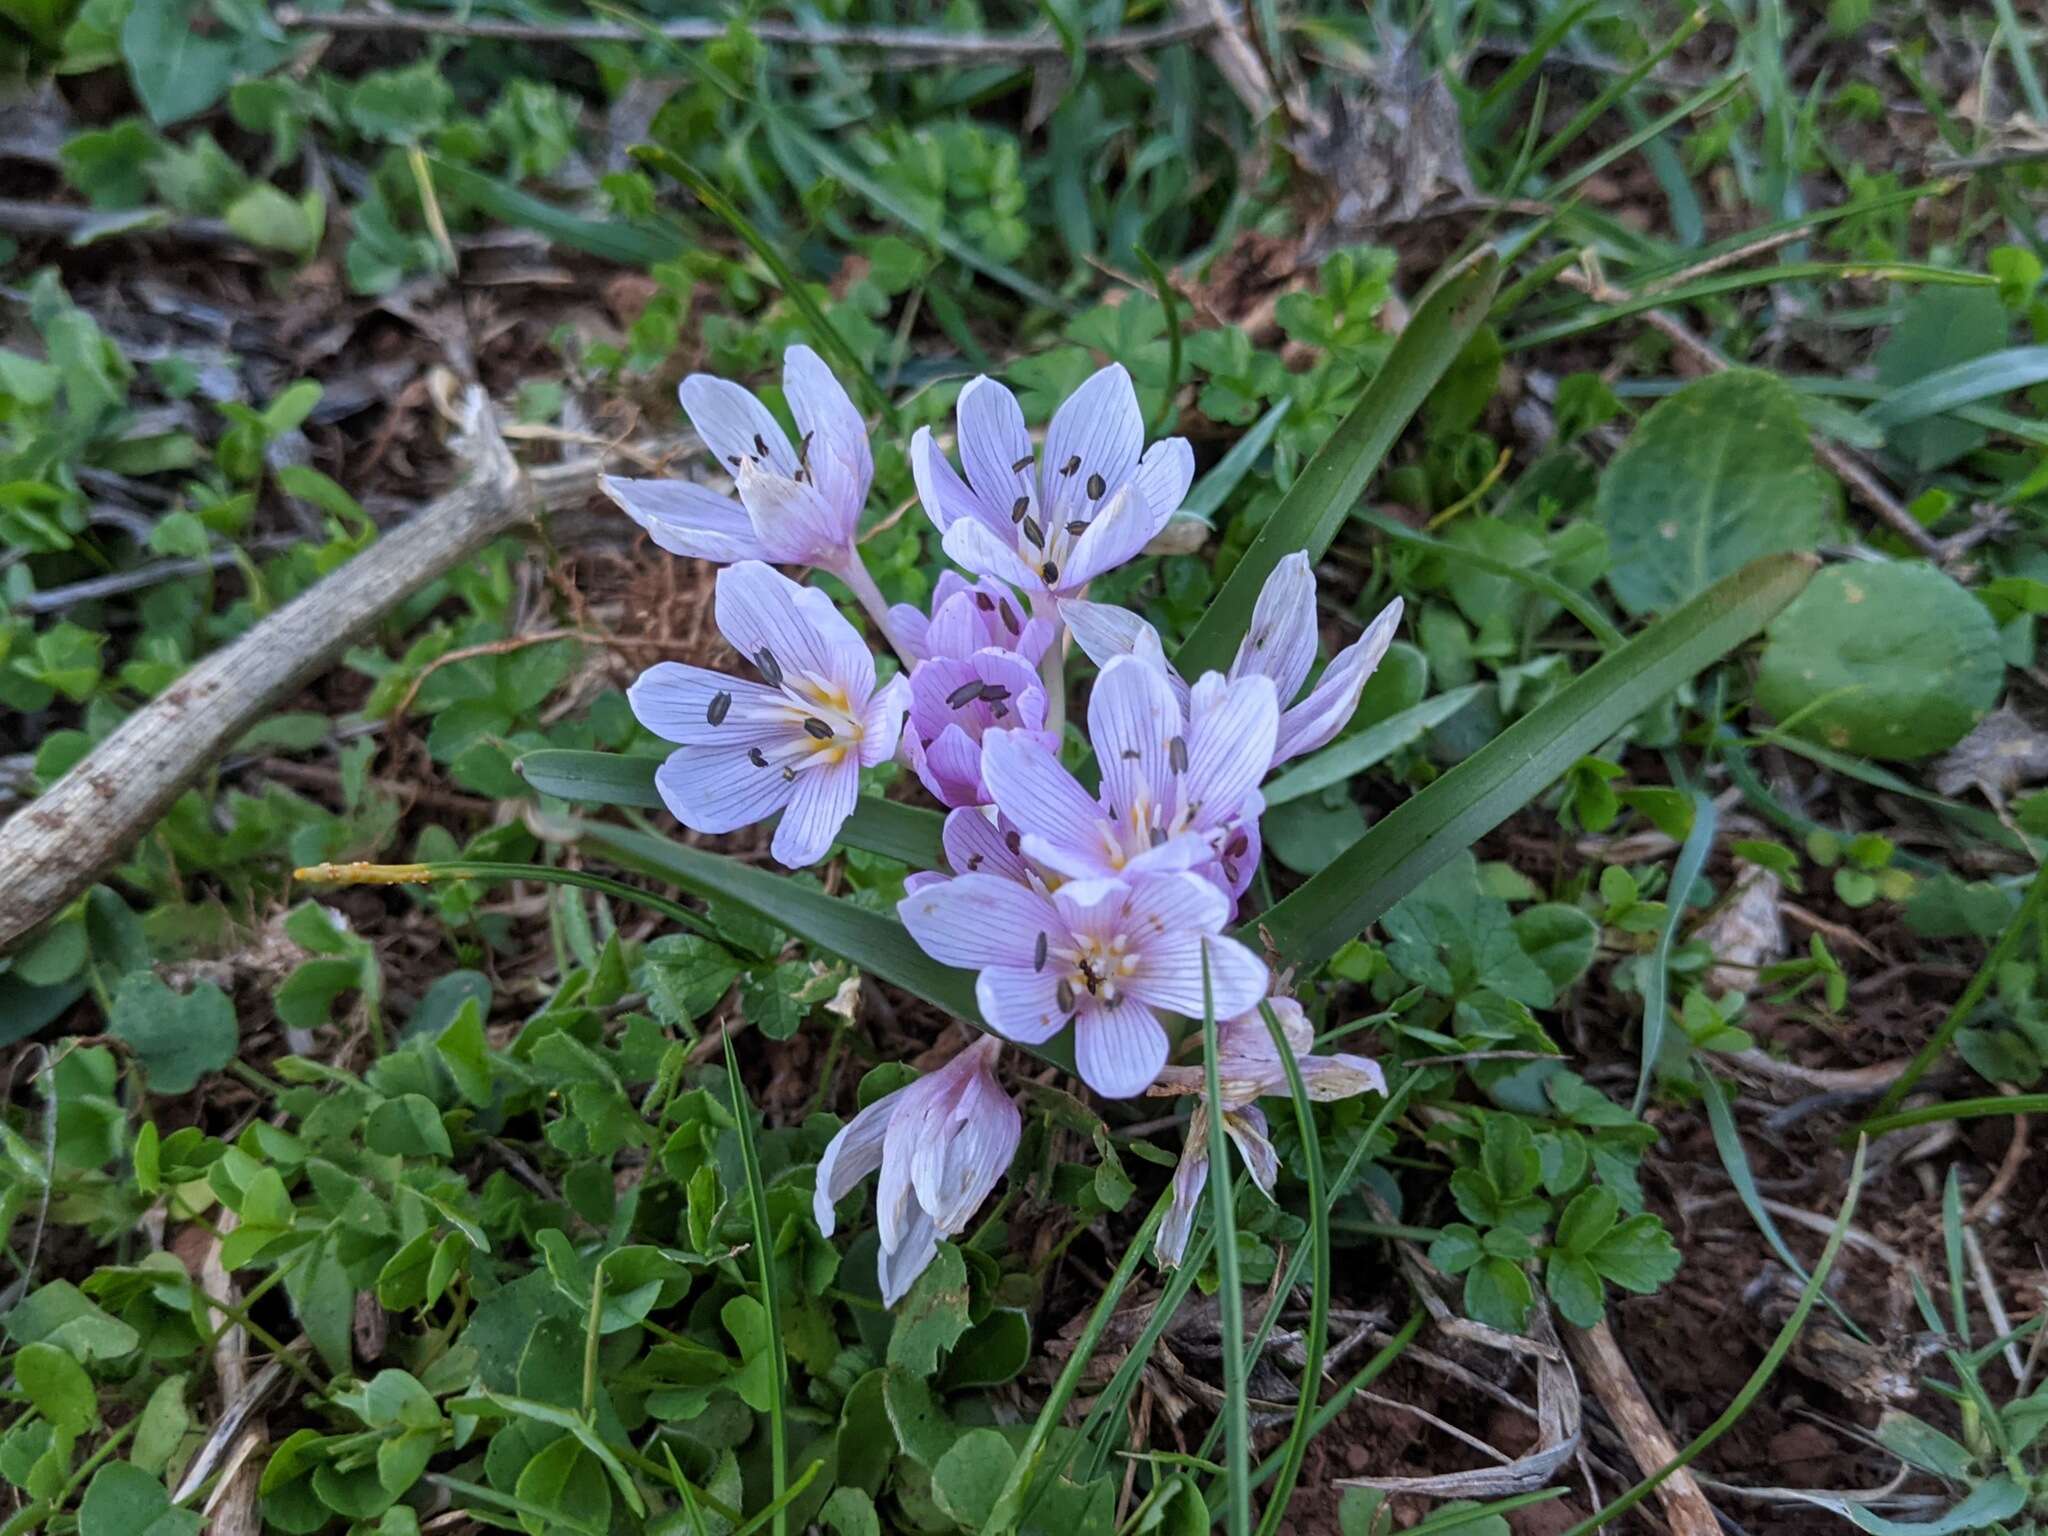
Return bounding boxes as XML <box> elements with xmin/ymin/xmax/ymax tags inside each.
<box><xmin>77</xmin><ymin>1462</ymin><xmax>200</xmax><ymax>1536</ymax></box>
<box><xmin>932</xmin><ymin>1427</ymin><xmax>1018</xmax><ymax>1528</ymax></box>
<box><xmin>120</xmin><ymin>0</ymin><xmax>285</xmax><ymax>125</ymax></box>
<box><xmin>1596</xmin><ymin>370</ymin><xmax>1832</xmax><ymax>617</ymax></box>
<box><xmin>108</xmin><ymin>973</ymin><xmax>237</xmax><ymax>1095</ymax></box>
<box><xmin>1252</xmin><ymin>553</ymin><xmax>1815</xmax><ymax>971</ymax></box>
<box><xmin>1755</xmin><ymin>561</ymin><xmax>2002</xmax><ymax>760</ymax></box>
<box><xmin>887</xmin><ymin>1244</ymin><xmax>971</xmax><ymax>1375</ymax></box>
<box><xmin>1544</xmin><ymin>1254</ymin><xmax>1605</xmax><ymax>1329</ymax></box>
<box><xmin>1461</xmin><ymin>1255</ymin><xmax>1533</xmax><ymax>1333</ymax></box>
<box><xmin>15</xmin><ymin>1341</ymin><xmax>97</xmax><ymax>1434</ymax></box>
<box><xmin>1175</xmin><ymin>251</ymin><xmax>1500</xmax><ymax>676</ymax></box>
<box><xmin>1872</xmin><ymin>287</ymin><xmax>2009</xmax><ymax>471</ymax></box>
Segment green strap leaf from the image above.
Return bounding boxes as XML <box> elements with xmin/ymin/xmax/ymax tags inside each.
<box><xmin>1171</xmin><ymin>250</ymin><xmax>1501</xmax><ymax>679</ymax></box>
<box><xmin>1251</xmin><ymin>552</ymin><xmax>1816</xmax><ymax>971</ymax></box>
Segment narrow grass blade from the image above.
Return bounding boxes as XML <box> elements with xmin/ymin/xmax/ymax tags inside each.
<box><xmin>1179</xmin><ymin>401</ymin><xmax>1291</xmax><ymax>525</ymax></box>
<box><xmin>1870</xmin><ymin>859</ymin><xmax>2048</xmax><ymax>1117</ymax></box>
<box><xmin>1133</xmin><ymin>244</ymin><xmax>1184</xmax><ymax>437</ymax></box>
<box><xmin>1172</xmin><ymin>252</ymin><xmax>1501</xmax><ymax>678</ymax></box>
<box><xmin>1516</xmin><ymin>7</ymin><xmax>1708</xmax><ymax>186</ymax></box>
<box><xmin>1235</xmin><ymin>1307</ymin><xmax>1424</xmax><ymax>1510</ymax></box>
<box><xmin>1369</xmin><ymin>517</ymin><xmax>1626</xmax><ymax>649</ymax></box>
<box><xmin>631</xmin><ymin>143</ymin><xmax>891</xmax><ymax>421</ymax></box>
<box><xmin>721</xmin><ymin>1031</ymin><xmax>789</xmax><ymax>1536</ymax></box>
<box><xmin>979</xmin><ymin>1194</ymin><xmax>1172</xmax><ymax>1534</ymax></box>
<box><xmin>572</xmin><ymin>822</ymin><xmax>1082</xmax><ymax>1061</ymax></box>
<box><xmin>517</xmin><ymin>749</ymin><xmax>945</xmax><ymax>868</ymax></box>
<box><xmin>428</xmin><ymin>159</ymin><xmax>683</xmax><ymax>266</ymax></box>
<box><xmin>1858</xmin><ymin>346</ymin><xmax>2048</xmax><ymax>431</ymax></box>
<box><xmin>1250</xmin><ymin>1002</ymin><xmax>1327</xmax><ymax>1536</ymax></box>
<box><xmin>1473</xmin><ymin>0</ymin><xmax>1605</xmax><ymax>119</ymax></box>
<box><xmin>1991</xmin><ymin>0</ymin><xmax>2048</xmax><ymax>122</ymax></box>
<box><xmin>1559</xmin><ymin>1138</ymin><xmax>1869</xmax><ymax>1536</ymax></box>
<box><xmin>1857</xmin><ymin>1095</ymin><xmax>2048</xmax><ymax>1138</ymax></box>
<box><xmin>1066</xmin><ymin>1226</ymin><xmax>1215</xmax><ymax>1483</ymax></box>
<box><xmin>1201</xmin><ymin>951</ymin><xmax>1251</xmax><ymax>1536</ymax></box>
<box><xmin>1633</xmin><ymin>788</ymin><xmax>1714</xmax><ymax>1115</ymax></box>
<box><xmin>1700</xmin><ymin>1076</ymin><xmax>1866</xmax><ymax>1340</ymax></box>
<box><xmin>1253</xmin><ymin>553</ymin><xmax>1815</xmax><ymax>972</ymax></box>
<box><xmin>1264</xmin><ymin>686</ymin><xmax>1486</xmax><ymax>807</ymax></box>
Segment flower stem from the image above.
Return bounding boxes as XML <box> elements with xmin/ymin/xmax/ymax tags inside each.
<box><xmin>1033</xmin><ymin>593</ymin><xmax>1067</xmax><ymax>736</ymax></box>
<box><xmin>828</xmin><ymin>547</ymin><xmax>917</xmax><ymax>668</ymax></box>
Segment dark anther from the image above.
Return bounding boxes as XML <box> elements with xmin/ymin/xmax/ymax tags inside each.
<box><xmin>990</xmin><ymin>701</ymin><xmax>1009</xmax><ymax>719</ymax></box>
<box><xmin>1169</xmin><ymin>736</ymin><xmax>1189</xmax><ymax>774</ymax></box>
<box><xmin>1004</xmin><ymin>830</ymin><xmax>1022</xmax><ymax>853</ymax></box>
<box><xmin>975</xmin><ymin>592</ymin><xmax>995</xmax><ymax>611</ymax></box>
<box><xmin>755</xmin><ymin>648</ymin><xmax>784</xmax><ymax>686</ymax></box>
<box><xmin>748</xmin><ymin>747</ymin><xmax>769</xmax><ymax>768</ymax></box>
<box><xmin>1041</xmin><ymin>559</ymin><xmax>1060</xmax><ymax>584</ymax></box>
<box><xmin>1121</xmin><ymin>748</ymin><xmax>1141</xmax><ymax>760</ymax></box>
<box><xmin>1149</xmin><ymin>826</ymin><xmax>1168</xmax><ymax>848</ymax></box>
<box><xmin>999</xmin><ymin>600</ymin><xmax>1021</xmax><ymax>635</ymax></box>
<box><xmin>1086</xmin><ymin>473</ymin><xmax>1105</xmax><ymax>499</ymax></box>
<box><xmin>979</xmin><ymin>685</ymin><xmax>1010</xmax><ymax>705</ymax></box>
<box><xmin>1011</xmin><ymin>453</ymin><xmax>1035</xmax><ymax>473</ymax></box>
<box><xmin>1057</xmin><ymin>978</ymin><xmax>1077</xmax><ymax>1012</ymax></box>
<box><xmin>946</xmin><ymin>680</ymin><xmax>985</xmax><ymax>708</ymax></box>
<box><xmin>1034</xmin><ymin>932</ymin><xmax>1048</xmax><ymax>971</ymax></box>
<box><xmin>753</xmin><ymin>433</ymin><xmax>770</xmax><ymax>457</ymax></box>
<box><xmin>1065</xmin><ymin>520</ymin><xmax>1089</xmax><ymax>537</ymax></box>
<box><xmin>1022</xmin><ymin>516</ymin><xmax>1045</xmax><ymax>549</ymax></box>
<box><xmin>1225</xmin><ymin>832</ymin><xmax>1249</xmax><ymax>858</ymax></box>
<box><xmin>708</xmin><ymin>691</ymin><xmax>732</xmax><ymax>726</ymax></box>
<box><xmin>782</xmin><ymin>766</ymin><xmax>797</xmax><ymax>782</ymax></box>
<box><xmin>1060</xmin><ymin>455</ymin><xmax>1081</xmax><ymax>476</ymax></box>
<box><xmin>803</xmin><ymin>717</ymin><xmax>834</xmax><ymax>740</ymax></box>
<box><xmin>966</xmin><ymin>853</ymin><xmax>984</xmax><ymax>870</ymax></box>
<box><xmin>1012</xmin><ymin>495</ymin><xmax>1029</xmax><ymax>523</ymax></box>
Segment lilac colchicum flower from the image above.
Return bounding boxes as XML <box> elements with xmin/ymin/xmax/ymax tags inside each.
<box><xmin>813</xmin><ymin>1035</ymin><xmax>1022</xmax><ymax>1306</ymax></box>
<box><xmin>888</xmin><ymin>571</ymin><xmax>1054</xmax><ymax>667</ymax></box>
<box><xmin>603</xmin><ymin>345</ymin><xmax>912</xmax><ymax>653</ymax></box>
<box><xmin>901</xmin><ymin>649</ymin><xmax>1055</xmax><ymax>809</ymax></box>
<box><xmin>1063</xmin><ymin>551</ymin><xmax>1404</xmax><ymax>770</ymax></box>
<box><xmin>910</xmin><ymin>365</ymin><xmax>1194</xmax><ymax>603</ymax></box>
<box><xmin>980</xmin><ymin>654</ymin><xmax>1278</xmax><ymax>894</ymax></box>
<box><xmin>627</xmin><ymin>561</ymin><xmax>909</xmax><ymax>869</ymax></box>
<box><xmin>899</xmin><ymin>869</ymin><xmax>1269</xmax><ymax>1098</ymax></box>
<box><xmin>1149</xmin><ymin>998</ymin><xmax>1387</xmax><ymax>1266</ymax></box>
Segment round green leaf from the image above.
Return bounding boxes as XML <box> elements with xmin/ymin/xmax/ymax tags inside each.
<box><xmin>1756</xmin><ymin>561</ymin><xmax>2002</xmax><ymax>759</ymax></box>
<box><xmin>15</xmin><ymin>1341</ymin><xmax>98</xmax><ymax>1435</ymax></box>
<box><xmin>109</xmin><ymin>973</ymin><xmax>237</xmax><ymax>1095</ymax></box>
<box><xmin>78</xmin><ymin>1462</ymin><xmax>200</xmax><ymax>1536</ymax></box>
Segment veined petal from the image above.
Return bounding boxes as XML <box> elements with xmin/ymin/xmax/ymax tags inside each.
<box><xmin>887</xmin><ymin>602</ymin><xmax>932</xmax><ymax>660</ymax></box>
<box><xmin>942</xmin><ymin>517</ymin><xmax>1044</xmax><ymax>593</ymax></box>
<box><xmin>653</xmin><ymin>745</ymin><xmax>794</xmax><ymax>835</ymax></box>
<box><xmin>1184</xmin><ymin>671</ymin><xmax>1278</xmax><ymax>829</ymax></box>
<box><xmin>1043</xmin><ymin>364</ymin><xmax>1142</xmax><ymax>505</ymax></box>
<box><xmin>679</xmin><ymin>374</ymin><xmax>796</xmax><ymax>475</ymax></box>
<box><xmin>1060</xmin><ymin>481</ymin><xmax>1157</xmax><ymax>590</ymax></box>
<box><xmin>1089</xmin><ymin>653</ymin><xmax>1182</xmax><ymax>822</ymax></box>
<box><xmin>1073</xmin><ymin>996</ymin><xmax>1170</xmax><ymax>1098</ymax></box>
<box><xmin>1156</xmin><ymin>1127</ymin><xmax>1210</xmax><ymax>1267</ymax></box>
<box><xmin>1296</xmin><ymin>1051</ymin><xmax>1388</xmax><ymax>1100</ymax></box>
<box><xmin>628</xmin><ymin>663</ymin><xmax>785</xmax><ymax>747</ymax></box>
<box><xmin>910</xmin><ymin>426</ymin><xmax>989</xmax><ymax>536</ymax></box>
<box><xmin>733</xmin><ymin>459</ymin><xmax>854</xmax><ymax>563</ymax></box>
<box><xmin>714</xmin><ymin>561</ymin><xmax>874</xmax><ymax>700</ymax></box>
<box><xmin>1223</xmin><ymin>1105</ymin><xmax>1279</xmax><ymax>1194</ymax></box>
<box><xmin>1231</xmin><ymin>551</ymin><xmax>1319</xmax><ymax>704</ymax></box>
<box><xmin>942</xmin><ymin>806</ymin><xmax>1032</xmax><ymax>883</ymax></box>
<box><xmin>898</xmin><ymin>874</ymin><xmax>1060</xmax><ymax>969</ymax></box>
<box><xmin>877</xmin><ymin>1208</ymin><xmax>940</xmax><ymax>1307</ymax></box>
<box><xmin>603</xmin><ymin>477</ymin><xmax>768</xmax><ymax>564</ymax></box>
<box><xmin>1274</xmin><ymin>597</ymin><xmax>1404</xmax><ymax>765</ymax></box>
<box><xmin>909</xmin><ymin>722</ymin><xmax>985</xmax><ymax>807</ymax></box>
<box><xmin>1126</xmin><ymin>931</ymin><xmax>1269</xmax><ymax>1020</ymax></box>
<box><xmin>812</xmin><ymin>1091</ymin><xmax>898</xmax><ymax>1235</ymax></box>
<box><xmin>981</xmin><ymin>729</ymin><xmax>1110</xmax><ymax>865</ymax></box>
<box><xmin>1133</xmin><ymin>436</ymin><xmax>1195</xmax><ymax>523</ymax></box>
<box><xmin>858</xmin><ymin>673</ymin><xmax>912</xmax><ymax>767</ymax></box>
<box><xmin>1122</xmin><ymin>870</ymin><xmax>1231</xmax><ymax>935</ymax></box>
<box><xmin>783</xmin><ymin>344</ymin><xmax>871</xmax><ymax>514</ymax></box>
<box><xmin>958</xmin><ymin>375</ymin><xmax>1037</xmax><ymax>511</ymax></box>
<box><xmin>975</xmin><ymin>966</ymin><xmax>1070</xmax><ymax>1044</ymax></box>
<box><xmin>772</xmin><ymin>759</ymin><xmax>859</xmax><ymax>868</ymax></box>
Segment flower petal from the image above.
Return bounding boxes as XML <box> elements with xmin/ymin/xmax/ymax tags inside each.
<box><xmin>975</xmin><ymin>965</ymin><xmax>1070</xmax><ymax>1044</ymax></box>
<box><xmin>653</xmin><ymin>744</ymin><xmax>793</xmax><ymax>835</ymax></box>
<box><xmin>813</xmin><ymin>1091</ymin><xmax>897</xmax><ymax>1235</ymax></box>
<box><xmin>1122</xmin><ymin>869</ymin><xmax>1230</xmax><ymax>935</ymax></box>
<box><xmin>679</xmin><ymin>374</ymin><xmax>796</xmax><ymax>475</ymax></box>
<box><xmin>887</xmin><ymin>602</ymin><xmax>932</xmax><ymax>661</ymax></box>
<box><xmin>772</xmin><ymin>759</ymin><xmax>859</xmax><ymax>868</ymax></box>
<box><xmin>941</xmin><ymin>806</ymin><xmax>1031</xmax><ymax>882</ymax></box>
<box><xmin>783</xmin><ymin>344</ymin><xmax>871</xmax><ymax>513</ymax></box>
<box><xmin>1133</xmin><ymin>436</ymin><xmax>1195</xmax><ymax>523</ymax></box>
<box><xmin>1126</xmin><ymin>932</ymin><xmax>1269</xmax><ymax>1020</ymax></box>
<box><xmin>733</xmin><ymin>459</ymin><xmax>854</xmax><ymax>564</ymax></box>
<box><xmin>980</xmin><ymin>729</ymin><xmax>1110</xmax><ymax>870</ymax></box>
<box><xmin>1297</xmin><ymin>1051</ymin><xmax>1388</xmax><ymax>1101</ymax></box>
<box><xmin>1043</xmin><ymin>364</ymin><xmax>1143</xmax><ymax>506</ymax></box>
<box><xmin>1224</xmin><ymin>1105</ymin><xmax>1279</xmax><ymax>1194</ymax></box>
<box><xmin>1231</xmin><ymin>551</ymin><xmax>1318</xmax><ymax>704</ymax></box>
<box><xmin>1184</xmin><ymin>672</ymin><xmax>1279</xmax><ymax>828</ymax></box>
<box><xmin>1073</xmin><ymin>996</ymin><xmax>1170</xmax><ymax>1097</ymax></box>
<box><xmin>1087</xmin><ymin>653</ymin><xmax>1181</xmax><ymax>831</ymax></box>
<box><xmin>1156</xmin><ymin>1127</ymin><xmax>1209</xmax><ymax>1267</ymax></box>
<box><xmin>941</xmin><ymin>517</ymin><xmax>1043</xmax><ymax>593</ymax></box>
<box><xmin>897</xmin><ymin>873</ymin><xmax>1060</xmax><ymax>969</ymax></box>
<box><xmin>628</xmin><ymin>663</ymin><xmax>786</xmax><ymax>747</ymax></box>
<box><xmin>1061</xmin><ymin>481</ymin><xmax>1160</xmax><ymax>590</ymax></box>
<box><xmin>1274</xmin><ymin>597</ymin><xmax>1404</xmax><ymax>765</ymax></box>
<box><xmin>714</xmin><ymin>561</ymin><xmax>873</xmax><ymax>699</ymax></box>
<box><xmin>877</xmin><ymin>1208</ymin><xmax>940</xmax><ymax>1307</ymax></box>
<box><xmin>958</xmin><ymin>375</ymin><xmax>1037</xmax><ymax>512</ymax></box>
<box><xmin>858</xmin><ymin>673</ymin><xmax>911</xmax><ymax>767</ymax></box>
<box><xmin>603</xmin><ymin>476</ymin><xmax>768</xmax><ymax>564</ymax></box>
<box><xmin>910</xmin><ymin>425</ymin><xmax>988</xmax><ymax>535</ymax></box>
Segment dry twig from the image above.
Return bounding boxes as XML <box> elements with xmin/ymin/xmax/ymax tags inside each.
<box><xmin>1564</xmin><ymin>1318</ymin><xmax>1719</xmax><ymax>1536</ymax></box>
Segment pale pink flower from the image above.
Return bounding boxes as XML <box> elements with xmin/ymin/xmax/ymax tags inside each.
<box><xmin>813</xmin><ymin>1035</ymin><xmax>1021</xmax><ymax>1306</ymax></box>
<box><xmin>900</xmin><ymin>649</ymin><xmax>1055</xmax><ymax>809</ymax></box>
<box><xmin>887</xmin><ymin>572</ymin><xmax>1054</xmax><ymax>667</ymax></box>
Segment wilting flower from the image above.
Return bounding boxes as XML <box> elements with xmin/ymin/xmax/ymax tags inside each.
<box><xmin>813</xmin><ymin>1035</ymin><xmax>1021</xmax><ymax>1305</ymax></box>
<box><xmin>901</xmin><ymin>650</ymin><xmax>1055</xmax><ymax>808</ymax></box>
<box><xmin>1149</xmin><ymin>997</ymin><xmax>1386</xmax><ymax>1265</ymax></box>
<box><xmin>1063</xmin><ymin>551</ymin><xmax>1403</xmax><ymax>769</ymax></box>
<box><xmin>603</xmin><ymin>344</ymin><xmax>872</xmax><ymax>575</ymax></box>
<box><xmin>980</xmin><ymin>654</ymin><xmax>1276</xmax><ymax>892</ymax></box>
<box><xmin>910</xmin><ymin>365</ymin><xmax>1193</xmax><ymax>602</ymax></box>
<box><xmin>888</xmin><ymin>571</ymin><xmax>1054</xmax><ymax>666</ymax></box>
<box><xmin>899</xmin><ymin>869</ymin><xmax>1268</xmax><ymax>1098</ymax></box>
<box><xmin>628</xmin><ymin>561</ymin><xmax>909</xmax><ymax>868</ymax></box>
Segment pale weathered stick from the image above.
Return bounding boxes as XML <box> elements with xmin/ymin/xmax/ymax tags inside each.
<box><xmin>0</xmin><ymin>396</ymin><xmax>601</xmax><ymax>952</ymax></box>
<box><xmin>1564</xmin><ymin>1318</ymin><xmax>1720</xmax><ymax>1536</ymax></box>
